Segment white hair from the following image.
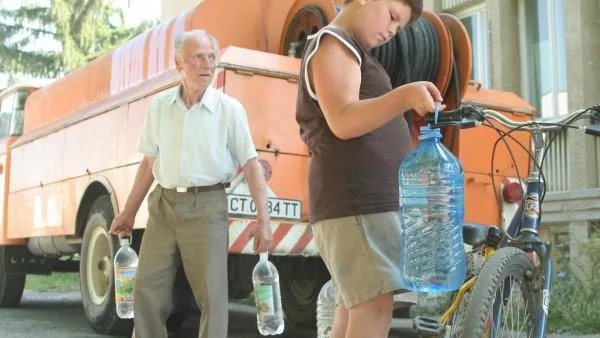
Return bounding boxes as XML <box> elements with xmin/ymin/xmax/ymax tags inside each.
<box><xmin>173</xmin><ymin>29</ymin><xmax>220</xmax><ymax>57</ymax></box>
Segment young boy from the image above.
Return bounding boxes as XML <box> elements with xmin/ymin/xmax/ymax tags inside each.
<box><xmin>295</xmin><ymin>1</ymin><xmax>445</xmax><ymax>337</ymax></box>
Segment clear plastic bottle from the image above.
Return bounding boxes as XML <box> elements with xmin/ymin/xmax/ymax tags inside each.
<box><xmin>398</xmin><ymin>126</ymin><xmax>466</xmax><ymax>292</ymax></box>
<box><xmin>252</xmin><ymin>252</ymin><xmax>284</xmax><ymax>335</ymax></box>
<box><xmin>316</xmin><ymin>279</ymin><xmax>336</xmax><ymax>338</ymax></box>
<box><xmin>113</xmin><ymin>236</ymin><xmax>138</xmax><ymax>319</ymax></box>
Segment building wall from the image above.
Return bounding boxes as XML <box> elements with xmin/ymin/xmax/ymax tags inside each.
<box><xmin>436</xmin><ymin>0</ymin><xmax>600</xmax><ymax>265</ymax></box>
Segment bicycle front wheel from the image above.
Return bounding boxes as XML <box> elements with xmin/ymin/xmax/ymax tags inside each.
<box><xmin>463</xmin><ymin>247</ymin><xmax>538</xmax><ymax>338</ymax></box>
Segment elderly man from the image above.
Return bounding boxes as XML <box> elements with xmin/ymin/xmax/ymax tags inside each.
<box><xmin>110</xmin><ymin>29</ymin><xmax>273</xmax><ymax>338</ymax></box>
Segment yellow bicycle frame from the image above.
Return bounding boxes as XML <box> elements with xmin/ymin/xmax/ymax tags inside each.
<box><xmin>439</xmin><ymin>245</ymin><xmax>497</xmax><ymax>325</ymax></box>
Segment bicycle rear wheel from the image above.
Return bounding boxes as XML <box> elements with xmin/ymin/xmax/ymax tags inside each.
<box><xmin>463</xmin><ymin>247</ymin><xmax>537</xmax><ymax>338</ymax></box>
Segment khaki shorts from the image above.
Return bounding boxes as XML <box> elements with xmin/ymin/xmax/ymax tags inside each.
<box><xmin>312</xmin><ymin>211</ymin><xmax>416</xmax><ymax>309</ymax></box>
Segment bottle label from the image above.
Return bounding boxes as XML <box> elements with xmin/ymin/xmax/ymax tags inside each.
<box><xmin>114</xmin><ymin>266</ymin><xmax>136</xmax><ymax>303</ymax></box>
<box><xmin>254</xmin><ymin>284</ymin><xmax>275</xmax><ymax>316</ymax></box>
<box><xmin>322</xmin><ymin>326</ymin><xmax>333</xmax><ymax>338</ymax></box>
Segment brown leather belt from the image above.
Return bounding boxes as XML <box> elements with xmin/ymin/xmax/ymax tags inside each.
<box><xmin>162</xmin><ymin>183</ymin><xmax>230</xmax><ymax>193</ymax></box>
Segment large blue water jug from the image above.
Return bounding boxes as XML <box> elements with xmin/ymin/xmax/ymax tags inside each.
<box><xmin>398</xmin><ymin>126</ymin><xmax>466</xmax><ymax>292</ymax></box>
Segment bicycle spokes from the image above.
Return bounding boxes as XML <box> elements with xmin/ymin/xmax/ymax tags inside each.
<box><xmin>482</xmin><ymin>276</ymin><xmax>535</xmax><ymax>338</ymax></box>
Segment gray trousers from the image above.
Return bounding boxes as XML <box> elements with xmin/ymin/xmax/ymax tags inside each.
<box><xmin>133</xmin><ymin>185</ymin><xmax>229</xmax><ymax>338</ymax></box>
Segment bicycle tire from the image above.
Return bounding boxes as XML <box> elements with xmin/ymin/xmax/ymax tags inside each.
<box><xmin>463</xmin><ymin>247</ymin><xmax>538</xmax><ymax>338</ymax></box>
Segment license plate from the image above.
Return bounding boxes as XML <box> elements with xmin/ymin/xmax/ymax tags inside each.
<box><xmin>227</xmin><ymin>194</ymin><xmax>302</xmax><ymax>221</ymax></box>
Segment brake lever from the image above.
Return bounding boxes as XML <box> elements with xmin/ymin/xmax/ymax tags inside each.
<box><xmin>590</xmin><ymin>104</ymin><xmax>600</xmax><ymax>124</ymax></box>
<box><xmin>427</xmin><ymin>119</ymin><xmax>482</xmax><ymax>129</ymax></box>
<box><xmin>461</xmin><ymin>105</ymin><xmax>485</xmax><ymax>121</ymax></box>
<box><xmin>424</xmin><ymin>105</ymin><xmax>484</xmax><ymax>129</ymax></box>
<box><xmin>424</xmin><ymin>108</ymin><xmax>462</xmax><ymax>125</ymax></box>
<box><xmin>585</xmin><ymin>124</ymin><xmax>600</xmax><ymax>136</ymax></box>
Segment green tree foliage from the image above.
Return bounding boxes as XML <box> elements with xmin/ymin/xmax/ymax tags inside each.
<box><xmin>0</xmin><ymin>0</ymin><xmax>155</xmax><ymax>78</ymax></box>
<box><xmin>548</xmin><ymin>227</ymin><xmax>600</xmax><ymax>334</ymax></box>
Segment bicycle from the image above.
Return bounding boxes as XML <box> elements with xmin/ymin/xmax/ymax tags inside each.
<box><xmin>411</xmin><ymin>103</ymin><xmax>600</xmax><ymax>338</ymax></box>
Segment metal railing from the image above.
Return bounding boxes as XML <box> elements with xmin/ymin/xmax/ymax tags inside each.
<box><xmin>441</xmin><ymin>0</ymin><xmax>484</xmax><ymax>11</ymax></box>
<box><xmin>596</xmin><ymin>137</ymin><xmax>600</xmax><ymax>187</ymax></box>
<box><xmin>542</xmin><ymin>129</ymin><xmax>569</xmax><ymax>192</ymax></box>
<box><xmin>542</xmin><ymin>127</ymin><xmax>600</xmax><ymax>192</ymax></box>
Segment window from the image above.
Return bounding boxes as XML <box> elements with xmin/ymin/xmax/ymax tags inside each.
<box><xmin>456</xmin><ymin>5</ymin><xmax>490</xmax><ymax>88</ymax></box>
<box><xmin>0</xmin><ymin>93</ymin><xmax>15</xmax><ymax>140</ymax></box>
<box><xmin>0</xmin><ymin>90</ymin><xmax>29</xmax><ymax>139</ymax></box>
<box><xmin>519</xmin><ymin>0</ymin><xmax>567</xmax><ymax>117</ymax></box>
<box><xmin>10</xmin><ymin>90</ymin><xmax>28</xmax><ymax>136</ymax></box>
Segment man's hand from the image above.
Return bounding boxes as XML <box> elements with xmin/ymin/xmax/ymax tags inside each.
<box><xmin>108</xmin><ymin>156</ymin><xmax>154</xmax><ymax>238</ymax></box>
<box><xmin>253</xmin><ymin>219</ymin><xmax>273</xmax><ymax>253</ymax></box>
<box><xmin>242</xmin><ymin>158</ymin><xmax>273</xmax><ymax>253</ymax></box>
<box><xmin>110</xmin><ymin>213</ymin><xmax>135</xmax><ymax>237</ymax></box>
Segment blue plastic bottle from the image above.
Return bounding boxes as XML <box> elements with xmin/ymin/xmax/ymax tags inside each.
<box><xmin>398</xmin><ymin>125</ymin><xmax>466</xmax><ymax>292</ymax></box>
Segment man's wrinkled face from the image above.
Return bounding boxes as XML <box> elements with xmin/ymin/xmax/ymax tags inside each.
<box><xmin>175</xmin><ymin>36</ymin><xmax>217</xmax><ymax>90</ymax></box>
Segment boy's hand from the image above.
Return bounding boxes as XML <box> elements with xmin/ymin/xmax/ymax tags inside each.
<box><xmin>404</xmin><ymin>81</ymin><xmax>446</xmax><ymax>116</ymax></box>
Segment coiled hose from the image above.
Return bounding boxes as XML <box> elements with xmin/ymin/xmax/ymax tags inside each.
<box><xmin>371</xmin><ymin>16</ymin><xmax>441</xmax><ymax>88</ymax></box>
<box><xmin>370</xmin><ymin>14</ymin><xmax>462</xmax><ymax>143</ymax></box>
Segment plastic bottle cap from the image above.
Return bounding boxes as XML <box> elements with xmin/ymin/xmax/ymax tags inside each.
<box><xmin>259</xmin><ymin>252</ymin><xmax>269</xmax><ymax>261</ymax></box>
<box><xmin>419</xmin><ymin>125</ymin><xmax>443</xmax><ymax>141</ymax></box>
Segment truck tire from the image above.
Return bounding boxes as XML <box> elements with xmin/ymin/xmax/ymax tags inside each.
<box><xmin>280</xmin><ymin>258</ymin><xmax>329</xmax><ymax>327</ymax></box>
<box><xmin>0</xmin><ymin>247</ymin><xmax>26</xmax><ymax>307</ymax></box>
<box><xmin>80</xmin><ymin>195</ymin><xmax>132</xmax><ymax>336</ymax></box>
<box><xmin>166</xmin><ymin>313</ymin><xmax>187</xmax><ymax>334</ymax></box>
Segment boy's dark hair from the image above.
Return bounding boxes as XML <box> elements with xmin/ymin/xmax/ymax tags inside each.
<box><xmin>343</xmin><ymin>0</ymin><xmax>423</xmax><ymax>25</ymax></box>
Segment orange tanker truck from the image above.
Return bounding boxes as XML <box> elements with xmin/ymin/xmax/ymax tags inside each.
<box><xmin>0</xmin><ymin>0</ymin><xmax>533</xmax><ymax>335</ymax></box>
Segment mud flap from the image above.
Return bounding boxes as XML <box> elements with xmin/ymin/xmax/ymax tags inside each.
<box><xmin>0</xmin><ymin>245</ymin><xmax>52</xmax><ymax>275</ymax></box>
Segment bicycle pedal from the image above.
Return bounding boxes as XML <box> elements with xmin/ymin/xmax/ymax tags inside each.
<box><xmin>413</xmin><ymin>316</ymin><xmax>446</xmax><ymax>337</ymax></box>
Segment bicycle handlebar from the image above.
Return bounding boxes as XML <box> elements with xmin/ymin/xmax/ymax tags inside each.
<box><xmin>424</xmin><ymin>104</ymin><xmax>600</xmax><ymax>136</ymax></box>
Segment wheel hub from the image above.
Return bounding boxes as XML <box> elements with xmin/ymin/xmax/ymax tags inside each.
<box><xmin>86</xmin><ymin>226</ymin><xmax>111</xmax><ymax>305</ymax></box>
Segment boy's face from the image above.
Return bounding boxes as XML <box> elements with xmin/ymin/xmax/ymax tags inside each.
<box><xmin>353</xmin><ymin>0</ymin><xmax>413</xmax><ymax>50</ymax></box>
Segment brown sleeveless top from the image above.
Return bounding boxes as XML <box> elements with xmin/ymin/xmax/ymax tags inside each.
<box><xmin>296</xmin><ymin>26</ymin><xmax>412</xmax><ymax>223</ymax></box>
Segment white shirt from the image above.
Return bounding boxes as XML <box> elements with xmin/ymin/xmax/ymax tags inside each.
<box><xmin>137</xmin><ymin>85</ymin><xmax>258</xmax><ymax>188</ymax></box>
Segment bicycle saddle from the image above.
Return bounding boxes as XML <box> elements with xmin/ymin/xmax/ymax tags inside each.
<box><xmin>463</xmin><ymin>223</ymin><xmax>494</xmax><ymax>247</ymax></box>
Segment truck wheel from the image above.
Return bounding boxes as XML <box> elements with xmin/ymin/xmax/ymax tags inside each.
<box><xmin>80</xmin><ymin>195</ymin><xmax>132</xmax><ymax>336</ymax></box>
<box><xmin>280</xmin><ymin>258</ymin><xmax>329</xmax><ymax>327</ymax></box>
<box><xmin>166</xmin><ymin>313</ymin><xmax>187</xmax><ymax>333</ymax></box>
<box><xmin>0</xmin><ymin>247</ymin><xmax>26</xmax><ymax>307</ymax></box>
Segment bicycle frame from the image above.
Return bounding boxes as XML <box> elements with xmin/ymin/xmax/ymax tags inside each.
<box><xmin>439</xmin><ymin>130</ymin><xmax>553</xmax><ymax>336</ymax></box>
<box><xmin>502</xmin><ymin>126</ymin><xmax>552</xmax><ymax>338</ymax></box>
<box><xmin>420</xmin><ymin>105</ymin><xmax>600</xmax><ymax>338</ymax></box>
<box><xmin>497</xmin><ymin>106</ymin><xmax>599</xmax><ymax>337</ymax></box>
